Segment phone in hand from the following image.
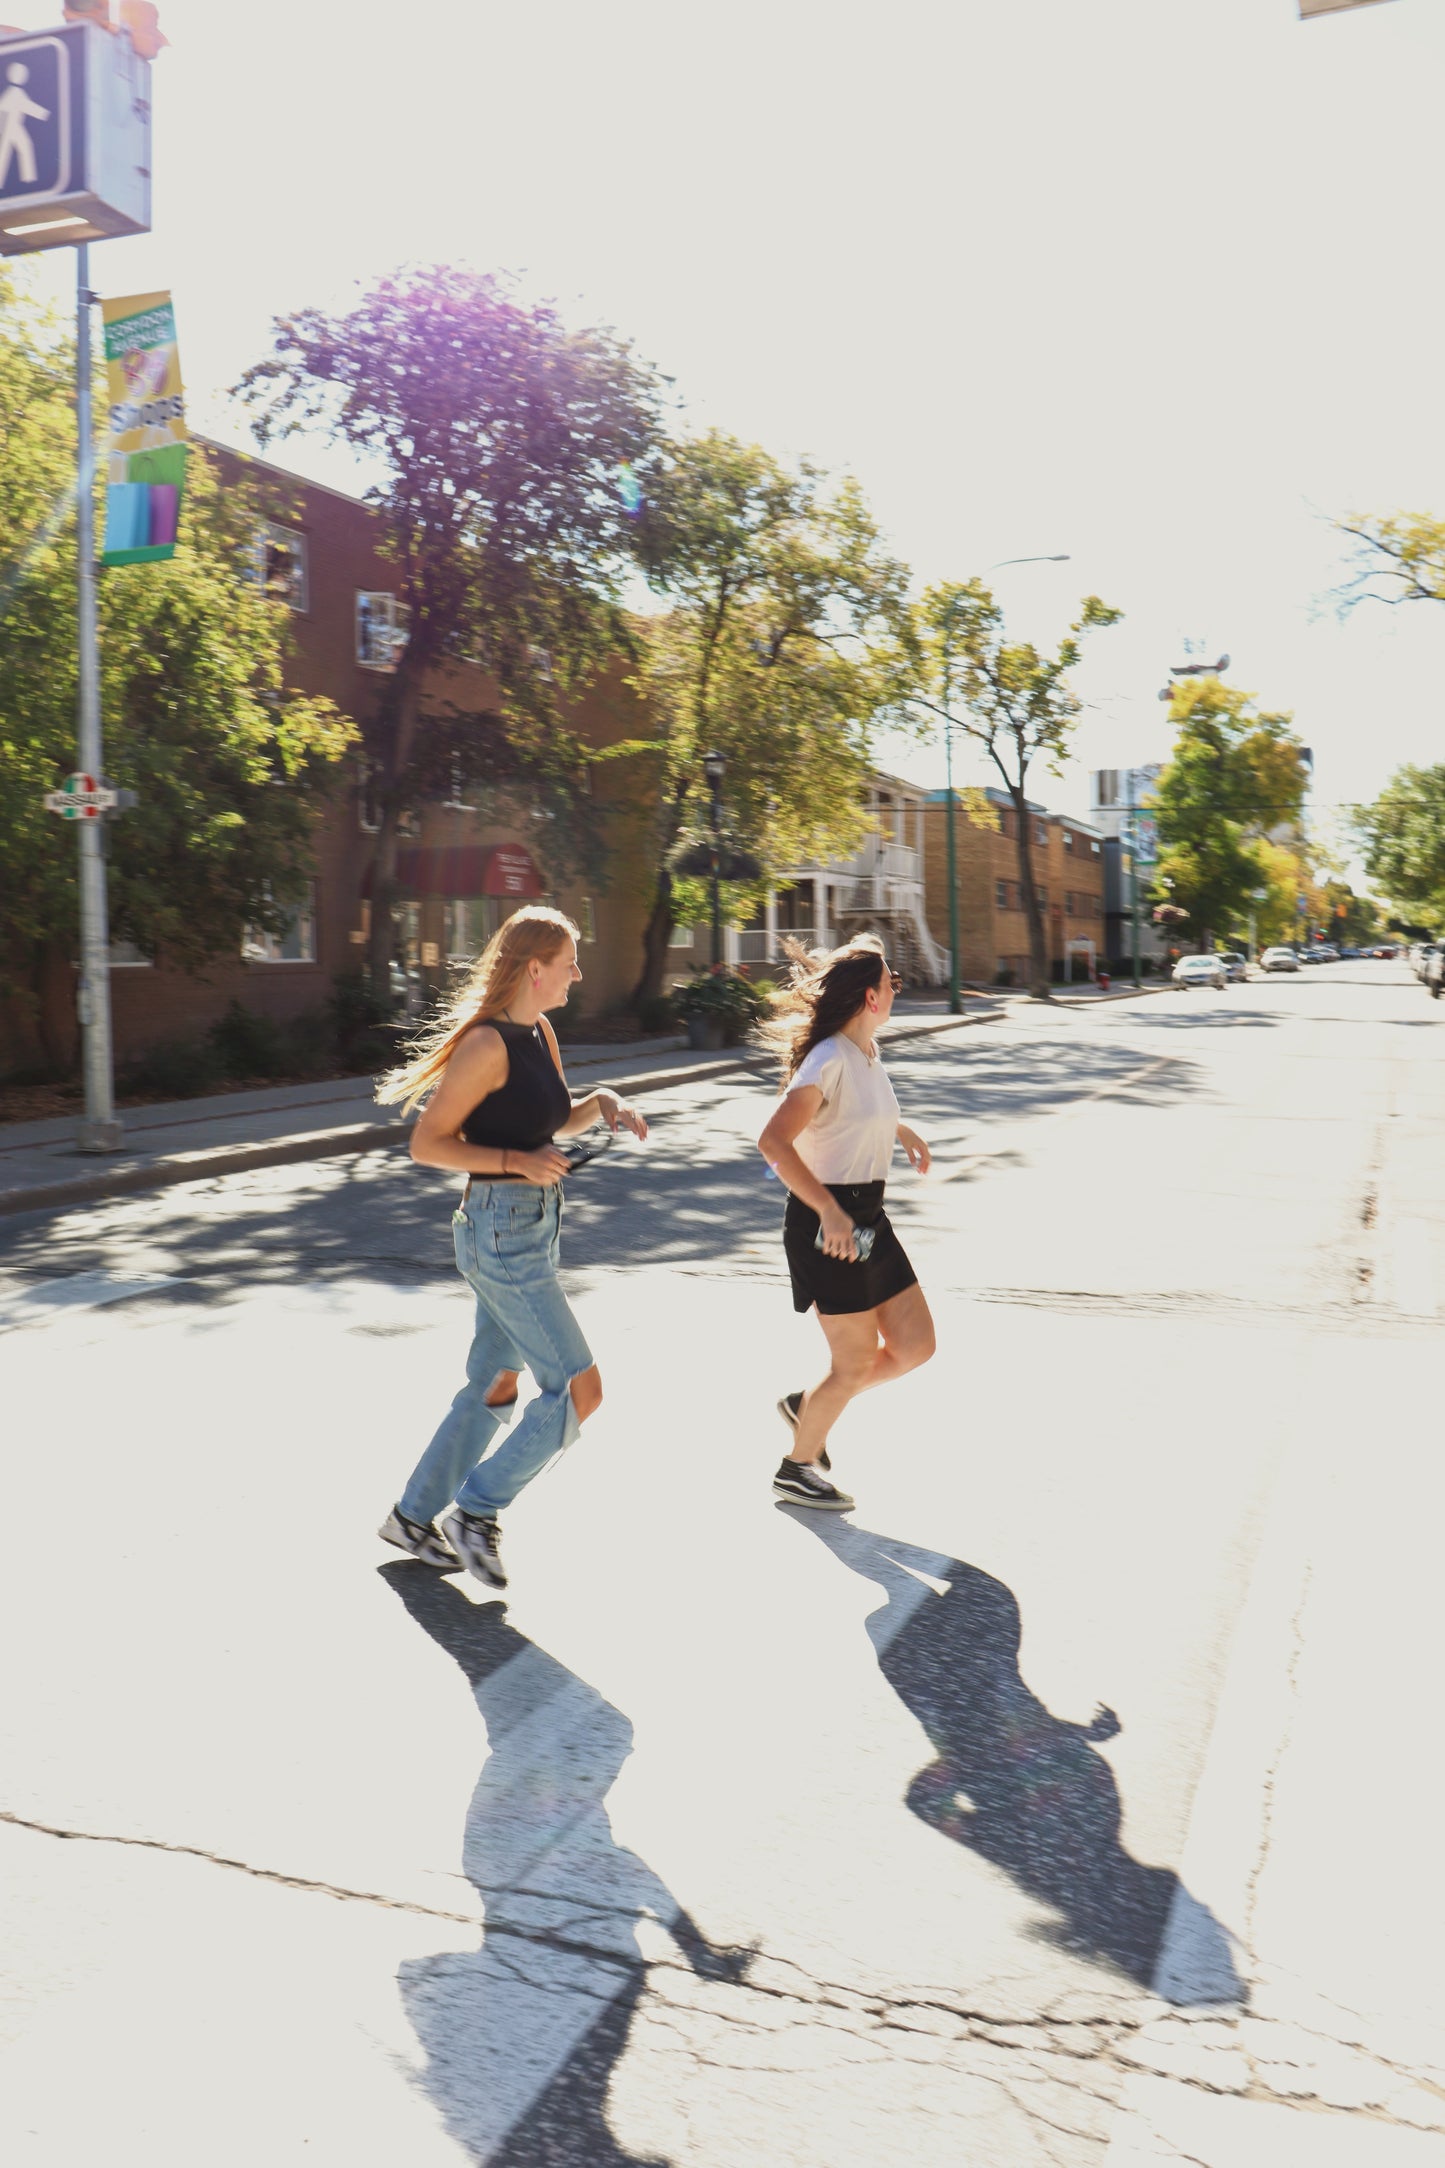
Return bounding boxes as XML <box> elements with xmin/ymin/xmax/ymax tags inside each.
<box><xmin>559</xmin><ymin>1132</ymin><xmax>616</xmax><ymax>1174</ymax></box>
<box><xmin>815</xmin><ymin>1223</ymin><xmax>876</xmax><ymax>1262</ymax></box>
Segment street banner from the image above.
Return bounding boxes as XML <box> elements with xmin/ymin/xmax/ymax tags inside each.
<box><xmin>100</xmin><ymin>289</ymin><xmax>187</xmax><ymax>565</ymax></box>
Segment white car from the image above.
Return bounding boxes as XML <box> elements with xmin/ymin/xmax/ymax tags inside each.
<box><xmin>1174</xmin><ymin>954</ymin><xmax>1226</xmax><ymax>990</ymax></box>
<box><xmin>1260</xmin><ymin>947</ymin><xmax>1300</xmax><ymax>973</ymax></box>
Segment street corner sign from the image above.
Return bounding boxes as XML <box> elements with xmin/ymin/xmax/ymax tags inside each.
<box><xmin>0</xmin><ymin>22</ymin><xmax>151</xmax><ymax>255</ymax></box>
<box><xmin>44</xmin><ymin>771</ymin><xmax>118</xmax><ymax>818</ymax></box>
<box><xmin>101</xmin><ymin>290</ymin><xmax>188</xmax><ymax>564</ymax></box>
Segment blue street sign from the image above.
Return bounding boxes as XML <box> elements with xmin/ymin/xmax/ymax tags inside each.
<box><xmin>0</xmin><ymin>33</ymin><xmax>84</xmax><ymax>213</ymax></box>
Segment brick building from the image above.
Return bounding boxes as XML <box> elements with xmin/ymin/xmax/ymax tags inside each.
<box><xmin>922</xmin><ymin>788</ymin><xmax>1106</xmax><ymax>985</ymax></box>
<box><xmin>23</xmin><ymin>444</ymin><xmax>663</xmax><ymax>1069</ymax></box>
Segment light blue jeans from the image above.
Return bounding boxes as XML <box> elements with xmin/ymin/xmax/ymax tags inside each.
<box><xmin>399</xmin><ymin>1182</ymin><xmax>594</xmax><ymax>1526</ymax></box>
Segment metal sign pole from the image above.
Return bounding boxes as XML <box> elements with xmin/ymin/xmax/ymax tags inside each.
<box><xmin>74</xmin><ymin>240</ymin><xmax>121</xmax><ymax>1151</ymax></box>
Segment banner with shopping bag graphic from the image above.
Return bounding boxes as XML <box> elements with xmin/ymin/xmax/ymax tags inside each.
<box><xmin>100</xmin><ymin>290</ymin><xmax>188</xmax><ymax>565</ymax></box>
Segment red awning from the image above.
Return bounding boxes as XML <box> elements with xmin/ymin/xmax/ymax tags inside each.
<box><xmin>361</xmin><ymin>843</ymin><xmax>544</xmax><ymax>900</ymax></box>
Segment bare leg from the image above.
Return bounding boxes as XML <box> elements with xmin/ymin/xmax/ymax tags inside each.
<box><xmin>790</xmin><ymin>1286</ymin><xmax>936</xmax><ymax>1464</ymax></box>
<box><xmin>484</xmin><ymin>1368</ymin><xmax>520</xmax><ymax>1409</ymax></box>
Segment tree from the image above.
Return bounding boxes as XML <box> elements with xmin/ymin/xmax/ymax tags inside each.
<box><xmin>0</xmin><ymin>270</ymin><xmax>354</xmax><ymax>1074</ymax></box>
<box><xmin>237</xmin><ymin>265</ymin><xmax>663</xmax><ymax>991</ymax></box>
<box><xmin>1336</xmin><ymin>511</ymin><xmax>1445</xmax><ymax>610</ymax></box>
<box><xmin>625</xmin><ymin>432</ymin><xmax>908</xmax><ymax>1007</ymax></box>
<box><xmin>1150</xmin><ymin>678</ymin><xmax>1310</xmax><ymax>952</ymax></box>
<box><xmin>894</xmin><ymin>581</ymin><xmax>1120</xmax><ymax>998</ymax></box>
<box><xmin>1353</xmin><ymin>765</ymin><xmax>1445</xmax><ymax>932</ymax></box>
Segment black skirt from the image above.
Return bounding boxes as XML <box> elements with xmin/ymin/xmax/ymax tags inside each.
<box><xmin>783</xmin><ymin>1180</ymin><xmax>919</xmax><ymax>1317</ymax></box>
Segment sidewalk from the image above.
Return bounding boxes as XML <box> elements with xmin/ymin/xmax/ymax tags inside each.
<box><xmin>0</xmin><ymin>1007</ymin><xmax>989</xmax><ymax>1218</ymax></box>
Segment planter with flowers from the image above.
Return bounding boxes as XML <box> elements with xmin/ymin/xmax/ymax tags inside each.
<box><xmin>670</xmin><ymin>965</ymin><xmax>769</xmax><ymax>1050</ymax></box>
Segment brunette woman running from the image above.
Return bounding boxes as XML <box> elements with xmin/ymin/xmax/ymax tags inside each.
<box><xmin>375</xmin><ymin>906</ymin><xmax>647</xmax><ymax>1586</ymax></box>
<box><xmin>757</xmin><ymin>936</ymin><xmax>935</xmax><ymax>1508</ymax></box>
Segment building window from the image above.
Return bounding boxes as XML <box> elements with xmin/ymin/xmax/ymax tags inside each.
<box><xmin>667</xmin><ymin>925</ymin><xmax>694</xmax><ymax>950</ymax></box>
<box><xmin>250</xmin><ymin>523</ymin><xmax>309</xmax><ymax>612</ymax></box>
<box><xmin>998</xmin><ymin>809</ymin><xmax>1013</xmax><ymax>839</ymax></box>
<box><xmin>1037</xmin><ymin>886</ymin><xmax>1048</xmax><ymax>909</ymax></box>
<box><xmin>356</xmin><ymin>592</ymin><xmax>410</xmax><ymax>670</ymax></box>
<box><xmin>108</xmin><ymin>940</ymin><xmax>152</xmax><ymax>967</ymax></box>
<box><xmin>1063</xmin><ymin>829</ymin><xmax>1075</xmax><ymax>854</ymax></box>
<box><xmin>444</xmin><ymin>899</ymin><xmax>503</xmax><ymax>962</ymax></box>
<box><xmin>995</xmin><ymin>878</ymin><xmax>1010</xmax><ymax>910</ymax></box>
<box><xmin>1034</xmin><ymin>821</ymin><xmax>1049</xmax><ymax>848</ymax></box>
<box><xmin>578</xmin><ymin>896</ymin><xmax>597</xmax><ymax>944</ymax></box>
<box><xmin>775</xmin><ymin>883</ymin><xmax>814</xmax><ymax>932</ymax></box>
<box><xmin>242</xmin><ymin>886</ymin><xmax>317</xmax><ymax>964</ymax></box>
<box><xmin>1090</xmin><ymin>837</ymin><xmax>1101</xmax><ymax>856</ymax></box>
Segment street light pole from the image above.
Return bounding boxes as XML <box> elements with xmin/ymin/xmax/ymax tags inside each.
<box><xmin>74</xmin><ymin>242</ymin><xmax>121</xmax><ymax>1151</ymax></box>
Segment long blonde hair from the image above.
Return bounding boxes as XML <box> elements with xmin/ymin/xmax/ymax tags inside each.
<box><xmin>376</xmin><ymin>905</ymin><xmax>580</xmax><ymax>1114</ymax></box>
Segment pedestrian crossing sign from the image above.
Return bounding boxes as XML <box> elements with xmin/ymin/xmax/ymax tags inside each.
<box><xmin>0</xmin><ymin>23</ymin><xmax>151</xmax><ymax>256</ymax></box>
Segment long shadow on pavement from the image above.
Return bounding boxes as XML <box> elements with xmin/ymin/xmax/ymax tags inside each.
<box><xmin>789</xmin><ymin>1518</ymin><xmax>1242</xmax><ymax>2004</ymax></box>
<box><xmin>0</xmin><ymin>1035</ymin><xmax>1204</xmax><ymax>1296</ymax></box>
<box><xmin>380</xmin><ymin>1563</ymin><xmax>749</xmax><ymax>2167</ymax></box>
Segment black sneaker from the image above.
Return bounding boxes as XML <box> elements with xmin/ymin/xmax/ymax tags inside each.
<box><xmin>773</xmin><ymin>1458</ymin><xmax>854</xmax><ymax>1511</ymax></box>
<box><xmin>378</xmin><ymin>1507</ymin><xmax>462</xmax><ymax>1571</ymax></box>
<box><xmin>441</xmin><ymin>1508</ymin><xmax>508</xmax><ymax>1588</ymax></box>
<box><xmin>776</xmin><ymin>1391</ymin><xmax>830</xmax><ymax>1472</ymax></box>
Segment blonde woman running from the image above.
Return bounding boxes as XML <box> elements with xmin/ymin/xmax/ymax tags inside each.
<box><xmin>757</xmin><ymin>936</ymin><xmax>935</xmax><ymax>1509</ymax></box>
<box><xmin>376</xmin><ymin>907</ymin><xmax>647</xmax><ymax>1587</ymax></box>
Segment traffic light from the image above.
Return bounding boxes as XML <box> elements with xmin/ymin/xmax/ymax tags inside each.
<box><xmin>120</xmin><ymin>2</ymin><xmax>167</xmax><ymax>58</ymax></box>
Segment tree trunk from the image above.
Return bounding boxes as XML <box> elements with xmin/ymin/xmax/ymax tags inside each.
<box><xmin>33</xmin><ymin>938</ymin><xmax>79</xmax><ymax>1077</ymax></box>
<box><xmin>631</xmin><ymin>866</ymin><xmax>676</xmax><ymax>1011</ymax></box>
<box><xmin>362</xmin><ymin>663</ymin><xmax>426</xmax><ymax>999</ymax></box>
<box><xmin>1011</xmin><ymin>792</ymin><xmax>1051</xmax><ymax>1000</ymax></box>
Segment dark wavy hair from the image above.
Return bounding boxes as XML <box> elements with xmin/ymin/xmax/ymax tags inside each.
<box><xmin>771</xmin><ymin>933</ymin><xmax>888</xmax><ymax>1086</ymax></box>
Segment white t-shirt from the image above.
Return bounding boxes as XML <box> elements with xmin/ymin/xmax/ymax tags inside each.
<box><xmin>786</xmin><ymin>1032</ymin><xmax>901</xmax><ymax>1184</ymax></box>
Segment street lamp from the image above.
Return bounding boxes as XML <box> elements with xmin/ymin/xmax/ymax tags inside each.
<box><xmin>702</xmin><ymin>748</ymin><xmax>726</xmax><ymax>969</ymax></box>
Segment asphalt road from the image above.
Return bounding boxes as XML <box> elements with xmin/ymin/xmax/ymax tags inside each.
<box><xmin>4</xmin><ymin>963</ymin><xmax>1444</xmax><ymax>2166</ymax></box>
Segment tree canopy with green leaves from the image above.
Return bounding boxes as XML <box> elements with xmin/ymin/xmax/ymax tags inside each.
<box><xmin>0</xmin><ymin>269</ymin><xmax>354</xmax><ymax>1075</ymax></box>
<box><xmin>1353</xmin><ymin>765</ymin><xmax>1445</xmax><ymax>932</ymax></box>
<box><xmin>893</xmin><ymin>581</ymin><xmax>1120</xmax><ymax>997</ymax></box>
<box><xmin>625</xmin><ymin>431</ymin><xmax>909</xmax><ymax>1005</ymax></box>
<box><xmin>1150</xmin><ymin>678</ymin><xmax>1310</xmax><ymax>950</ymax></box>
<box><xmin>237</xmin><ymin>265</ymin><xmax>663</xmax><ymax>988</ymax></box>
<box><xmin>1336</xmin><ymin>511</ymin><xmax>1445</xmax><ymax>610</ymax></box>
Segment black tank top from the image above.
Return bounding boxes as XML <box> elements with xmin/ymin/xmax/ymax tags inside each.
<box><xmin>460</xmin><ymin>1021</ymin><xmax>572</xmax><ymax>1156</ymax></box>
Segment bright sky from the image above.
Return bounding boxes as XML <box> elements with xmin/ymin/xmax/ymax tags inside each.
<box><xmin>11</xmin><ymin>0</ymin><xmax>1445</xmax><ymax>856</ymax></box>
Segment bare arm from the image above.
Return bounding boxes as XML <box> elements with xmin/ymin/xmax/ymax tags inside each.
<box><xmin>538</xmin><ymin>1015</ymin><xmax>650</xmax><ymax>1141</ymax></box>
<box><xmin>408</xmin><ymin>1026</ymin><xmax>568</xmax><ymax>1185</ymax></box>
<box><xmin>758</xmin><ymin>1087</ymin><xmax>859</xmax><ymax>1260</ymax></box>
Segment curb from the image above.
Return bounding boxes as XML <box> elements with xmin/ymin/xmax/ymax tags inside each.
<box><xmin>0</xmin><ymin>1012</ymin><xmax>982</xmax><ymax>1221</ymax></box>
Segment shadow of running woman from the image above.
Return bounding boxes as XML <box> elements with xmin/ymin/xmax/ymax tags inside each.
<box><xmin>380</xmin><ymin>1563</ymin><xmax>749</xmax><ymax>2166</ymax></box>
<box><xmin>786</xmin><ymin>1519</ymin><xmax>1242</xmax><ymax>2004</ymax></box>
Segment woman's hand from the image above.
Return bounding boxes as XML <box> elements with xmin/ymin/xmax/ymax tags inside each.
<box><xmin>818</xmin><ymin>1202</ymin><xmax>859</xmax><ymax>1262</ymax></box>
<box><xmin>597</xmin><ymin>1088</ymin><xmax>649</xmax><ymax>1142</ymax></box>
<box><xmin>898</xmin><ymin>1123</ymin><xmax>932</xmax><ymax>1175</ymax></box>
<box><xmin>512</xmin><ymin>1145</ymin><xmax>571</xmax><ymax>1187</ymax></box>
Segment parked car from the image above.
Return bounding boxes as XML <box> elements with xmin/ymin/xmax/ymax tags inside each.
<box><xmin>1174</xmin><ymin>954</ymin><xmax>1226</xmax><ymax>990</ymax></box>
<box><xmin>1312</xmin><ymin>944</ymin><xmax>1340</xmax><ymax>963</ymax></box>
<box><xmin>1426</xmin><ymin>948</ymin><xmax>1445</xmax><ymax>999</ymax></box>
<box><xmin>1217</xmin><ymin>951</ymin><xmax>1248</xmax><ymax>982</ymax></box>
<box><xmin>1261</xmin><ymin>947</ymin><xmax>1300</xmax><ymax>973</ymax></box>
<box><xmin>1411</xmin><ymin>943</ymin><xmax>1440</xmax><ymax>980</ymax></box>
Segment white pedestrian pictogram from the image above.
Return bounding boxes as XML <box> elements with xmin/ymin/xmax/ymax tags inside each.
<box><xmin>0</xmin><ymin>61</ymin><xmax>49</xmax><ymax>190</ymax></box>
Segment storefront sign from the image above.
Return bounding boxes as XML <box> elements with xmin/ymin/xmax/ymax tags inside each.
<box><xmin>100</xmin><ymin>289</ymin><xmax>188</xmax><ymax>564</ymax></box>
<box><xmin>482</xmin><ymin>845</ymin><xmax>543</xmax><ymax>898</ymax></box>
